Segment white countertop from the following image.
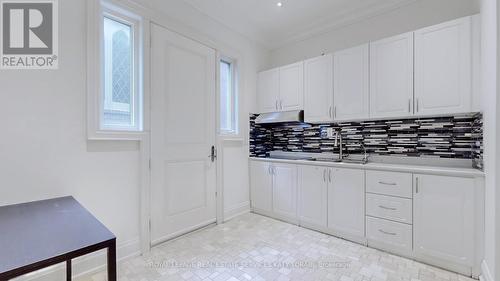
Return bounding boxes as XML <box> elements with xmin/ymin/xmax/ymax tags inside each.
<box><xmin>249</xmin><ymin>157</ymin><xmax>485</xmax><ymax>178</ymax></box>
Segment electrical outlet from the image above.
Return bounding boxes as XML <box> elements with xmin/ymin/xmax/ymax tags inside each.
<box><xmin>326</xmin><ymin>128</ymin><xmax>335</xmax><ymax>138</ymax></box>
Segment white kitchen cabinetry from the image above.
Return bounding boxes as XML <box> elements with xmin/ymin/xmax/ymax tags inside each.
<box><xmin>328</xmin><ymin>168</ymin><xmax>365</xmax><ymax>242</ymax></box>
<box><xmin>298</xmin><ymin>165</ymin><xmax>328</xmax><ymax>229</ymax></box>
<box><xmin>272</xmin><ymin>163</ymin><xmax>298</xmax><ymax>222</ymax></box>
<box><xmin>414</xmin><ymin>17</ymin><xmax>472</xmax><ymax>116</ymax></box>
<box><xmin>334</xmin><ymin>44</ymin><xmax>370</xmax><ymax>120</ymax></box>
<box><xmin>413</xmin><ymin>174</ymin><xmax>475</xmax><ymax>274</ymax></box>
<box><xmin>304</xmin><ymin>55</ymin><xmax>334</xmax><ymax>123</ymax></box>
<box><xmin>279</xmin><ymin>62</ymin><xmax>304</xmax><ymax>111</ymax></box>
<box><xmin>369</xmin><ymin>32</ymin><xmax>414</xmax><ymax>119</ymax></box>
<box><xmin>250</xmin><ymin>160</ymin><xmax>273</xmax><ymax>213</ymax></box>
<box><xmin>257</xmin><ymin>69</ymin><xmax>280</xmax><ymax>113</ymax></box>
<box><xmin>250</xmin><ymin>160</ymin><xmax>298</xmax><ymax>223</ymax></box>
<box><xmin>257</xmin><ymin>63</ymin><xmax>304</xmax><ymax>113</ymax></box>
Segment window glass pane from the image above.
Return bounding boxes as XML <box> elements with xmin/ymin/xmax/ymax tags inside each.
<box><xmin>103</xmin><ymin>17</ymin><xmax>133</xmax><ymax>128</ymax></box>
<box><xmin>220</xmin><ymin>60</ymin><xmax>233</xmax><ymax>132</ymax></box>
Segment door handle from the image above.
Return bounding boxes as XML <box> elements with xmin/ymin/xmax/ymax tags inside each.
<box><xmin>275</xmin><ymin>100</ymin><xmax>279</xmax><ymax>111</ymax></box>
<box><xmin>209</xmin><ymin>145</ymin><xmax>217</xmax><ymax>162</ymax></box>
<box><xmin>378</xmin><ymin>181</ymin><xmax>397</xmax><ymax>186</ymax></box>
<box><xmin>280</xmin><ymin>100</ymin><xmax>283</xmax><ymax>110</ymax></box>
<box><xmin>323</xmin><ymin>169</ymin><xmax>327</xmax><ymax>182</ymax></box>
<box><xmin>328</xmin><ymin>169</ymin><xmax>332</xmax><ymax>183</ymax></box>
<box><xmin>329</xmin><ymin>106</ymin><xmax>332</xmax><ymax>119</ymax></box>
<box><xmin>415</xmin><ymin>177</ymin><xmax>419</xmax><ymax>193</ymax></box>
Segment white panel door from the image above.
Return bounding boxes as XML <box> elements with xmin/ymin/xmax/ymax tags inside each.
<box><xmin>298</xmin><ymin>165</ymin><xmax>328</xmax><ymax>228</ymax></box>
<box><xmin>328</xmin><ymin>168</ymin><xmax>365</xmax><ymax>238</ymax></box>
<box><xmin>151</xmin><ymin>24</ymin><xmax>216</xmax><ymax>245</ymax></box>
<box><xmin>272</xmin><ymin>163</ymin><xmax>298</xmax><ymax>220</ymax></box>
<box><xmin>370</xmin><ymin>33</ymin><xmax>414</xmax><ymax>118</ymax></box>
<box><xmin>414</xmin><ymin>17</ymin><xmax>472</xmax><ymax>115</ymax></box>
<box><xmin>257</xmin><ymin>68</ymin><xmax>280</xmax><ymax>113</ymax></box>
<box><xmin>250</xmin><ymin>160</ymin><xmax>273</xmax><ymax>213</ymax></box>
<box><xmin>279</xmin><ymin>62</ymin><xmax>304</xmax><ymax>111</ymax></box>
<box><xmin>304</xmin><ymin>55</ymin><xmax>334</xmax><ymax>123</ymax></box>
<box><xmin>334</xmin><ymin>44</ymin><xmax>369</xmax><ymax>120</ymax></box>
<box><xmin>413</xmin><ymin>174</ymin><xmax>475</xmax><ymax>267</ymax></box>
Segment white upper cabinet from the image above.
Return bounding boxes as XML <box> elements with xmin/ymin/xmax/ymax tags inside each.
<box><xmin>334</xmin><ymin>44</ymin><xmax>370</xmax><ymax>120</ymax></box>
<box><xmin>414</xmin><ymin>17</ymin><xmax>472</xmax><ymax>116</ymax></box>
<box><xmin>304</xmin><ymin>55</ymin><xmax>334</xmax><ymax>123</ymax></box>
<box><xmin>370</xmin><ymin>32</ymin><xmax>414</xmax><ymax>119</ymax></box>
<box><xmin>413</xmin><ymin>174</ymin><xmax>475</xmax><ymax>269</ymax></box>
<box><xmin>257</xmin><ymin>68</ymin><xmax>280</xmax><ymax>113</ymax></box>
<box><xmin>328</xmin><ymin>168</ymin><xmax>365</xmax><ymax>240</ymax></box>
<box><xmin>272</xmin><ymin>163</ymin><xmax>298</xmax><ymax>220</ymax></box>
<box><xmin>298</xmin><ymin>165</ymin><xmax>328</xmax><ymax>228</ymax></box>
<box><xmin>279</xmin><ymin>62</ymin><xmax>304</xmax><ymax>111</ymax></box>
<box><xmin>249</xmin><ymin>160</ymin><xmax>273</xmax><ymax>213</ymax></box>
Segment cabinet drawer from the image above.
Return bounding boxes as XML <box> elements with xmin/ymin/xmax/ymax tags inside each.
<box><xmin>366</xmin><ymin>193</ymin><xmax>412</xmax><ymax>224</ymax></box>
<box><xmin>366</xmin><ymin>216</ymin><xmax>413</xmax><ymax>255</ymax></box>
<box><xmin>366</xmin><ymin>170</ymin><xmax>413</xmax><ymax>198</ymax></box>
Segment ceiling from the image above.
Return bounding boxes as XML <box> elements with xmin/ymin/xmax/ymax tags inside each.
<box><xmin>178</xmin><ymin>0</ymin><xmax>418</xmax><ymax>49</ymax></box>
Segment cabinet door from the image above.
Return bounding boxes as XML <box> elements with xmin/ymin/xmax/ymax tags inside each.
<box><xmin>413</xmin><ymin>174</ymin><xmax>474</xmax><ymax>267</ymax></box>
<box><xmin>304</xmin><ymin>55</ymin><xmax>334</xmax><ymax>123</ymax></box>
<box><xmin>279</xmin><ymin>62</ymin><xmax>304</xmax><ymax>111</ymax></box>
<box><xmin>328</xmin><ymin>168</ymin><xmax>365</xmax><ymax>238</ymax></box>
<box><xmin>370</xmin><ymin>33</ymin><xmax>414</xmax><ymax>118</ymax></box>
<box><xmin>298</xmin><ymin>165</ymin><xmax>328</xmax><ymax>228</ymax></box>
<box><xmin>273</xmin><ymin>163</ymin><xmax>298</xmax><ymax>220</ymax></box>
<box><xmin>257</xmin><ymin>68</ymin><xmax>279</xmax><ymax>113</ymax></box>
<box><xmin>414</xmin><ymin>17</ymin><xmax>472</xmax><ymax>115</ymax></box>
<box><xmin>249</xmin><ymin>161</ymin><xmax>273</xmax><ymax>212</ymax></box>
<box><xmin>334</xmin><ymin>44</ymin><xmax>369</xmax><ymax>120</ymax></box>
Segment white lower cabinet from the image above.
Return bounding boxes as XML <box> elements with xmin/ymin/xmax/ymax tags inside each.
<box><xmin>250</xmin><ymin>160</ymin><xmax>482</xmax><ymax>276</ymax></box>
<box><xmin>366</xmin><ymin>216</ymin><xmax>413</xmax><ymax>256</ymax></box>
<box><xmin>298</xmin><ymin>165</ymin><xmax>328</xmax><ymax>229</ymax></box>
<box><xmin>272</xmin><ymin>164</ymin><xmax>298</xmax><ymax>222</ymax></box>
<box><xmin>328</xmin><ymin>168</ymin><xmax>365</xmax><ymax>242</ymax></box>
<box><xmin>250</xmin><ymin>160</ymin><xmax>298</xmax><ymax>223</ymax></box>
<box><xmin>413</xmin><ymin>174</ymin><xmax>475</xmax><ymax>274</ymax></box>
<box><xmin>250</xmin><ymin>160</ymin><xmax>273</xmax><ymax>213</ymax></box>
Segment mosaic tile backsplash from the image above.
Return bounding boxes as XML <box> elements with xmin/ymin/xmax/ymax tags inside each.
<box><xmin>250</xmin><ymin>113</ymin><xmax>484</xmax><ymax>169</ymax></box>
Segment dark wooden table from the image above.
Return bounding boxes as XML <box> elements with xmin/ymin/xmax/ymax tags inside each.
<box><xmin>0</xmin><ymin>196</ymin><xmax>116</xmax><ymax>281</ymax></box>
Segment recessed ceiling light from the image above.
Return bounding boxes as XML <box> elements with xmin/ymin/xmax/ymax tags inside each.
<box><xmin>277</xmin><ymin>2</ymin><xmax>283</xmax><ymax>7</ymax></box>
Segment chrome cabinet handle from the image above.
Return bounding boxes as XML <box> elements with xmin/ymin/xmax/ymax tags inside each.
<box><xmin>275</xmin><ymin>100</ymin><xmax>279</xmax><ymax>111</ymax></box>
<box><xmin>268</xmin><ymin>165</ymin><xmax>272</xmax><ymax>175</ymax></box>
<box><xmin>408</xmin><ymin>99</ymin><xmax>411</xmax><ymax>113</ymax></box>
<box><xmin>378</xmin><ymin>181</ymin><xmax>397</xmax><ymax>186</ymax></box>
<box><xmin>328</xmin><ymin>106</ymin><xmax>332</xmax><ymax>118</ymax></box>
<box><xmin>416</xmin><ymin>98</ymin><xmax>419</xmax><ymax>112</ymax></box>
<box><xmin>334</xmin><ymin>106</ymin><xmax>337</xmax><ymax>119</ymax></box>
<box><xmin>323</xmin><ymin>169</ymin><xmax>327</xmax><ymax>182</ymax></box>
<box><xmin>379</xmin><ymin>205</ymin><xmax>397</xmax><ymax>211</ymax></box>
<box><xmin>415</xmin><ymin>177</ymin><xmax>419</xmax><ymax>193</ymax></box>
<box><xmin>328</xmin><ymin>169</ymin><xmax>332</xmax><ymax>183</ymax></box>
<box><xmin>280</xmin><ymin>100</ymin><xmax>283</xmax><ymax>110</ymax></box>
<box><xmin>379</xmin><ymin>229</ymin><xmax>397</xmax><ymax>236</ymax></box>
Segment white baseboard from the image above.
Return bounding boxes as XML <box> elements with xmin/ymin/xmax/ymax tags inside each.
<box><xmin>15</xmin><ymin>238</ymin><xmax>141</xmax><ymax>281</ymax></box>
<box><xmin>224</xmin><ymin>201</ymin><xmax>250</xmax><ymax>222</ymax></box>
<box><xmin>480</xmin><ymin>260</ymin><xmax>494</xmax><ymax>281</ymax></box>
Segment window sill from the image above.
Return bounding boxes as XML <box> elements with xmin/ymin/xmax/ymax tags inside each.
<box><xmin>88</xmin><ymin>130</ymin><xmax>148</xmax><ymax>141</ymax></box>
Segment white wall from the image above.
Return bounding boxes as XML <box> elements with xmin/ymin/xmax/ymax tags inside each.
<box><xmin>0</xmin><ymin>0</ymin><xmax>268</xmax><ymax>279</ymax></box>
<box><xmin>480</xmin><ymin>0</ymin><xmax>500</xmax><ymax>280</ymax></box>
<box><xmin>266</xmin><ymin>0</ymin><xmax>480</xmax><ymax>68</ymax></box>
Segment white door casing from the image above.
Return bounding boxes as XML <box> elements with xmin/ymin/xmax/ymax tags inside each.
<box><xmin>150</xmin><ymin>23</ymin><xmax>216</xmax><ymax>245</ymax></box>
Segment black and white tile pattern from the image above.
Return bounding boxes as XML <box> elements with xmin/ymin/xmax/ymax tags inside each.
<box><xmin>249</xmin><ymin>113</ymin><xmax>483</xmax><ymax>169</ymax></box>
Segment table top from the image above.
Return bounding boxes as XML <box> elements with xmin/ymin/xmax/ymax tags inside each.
<box><xmin>0</xmin><ymin>196</ymin><xmax>115</xmax><ymax>275</ymax></box>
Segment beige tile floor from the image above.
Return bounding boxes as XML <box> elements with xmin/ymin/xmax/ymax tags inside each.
<box><xmin>85</xmin><ymin>213</ymin><xmax>475</xmax><ymax>281</ymax></box>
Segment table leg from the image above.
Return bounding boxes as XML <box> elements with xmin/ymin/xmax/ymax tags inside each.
<box><xmin>66</xmin><ymin>259</ymin><xmax>72</xmax><ymax>281</ymax></box>
<box><xmin>107</xmin><ymin>240</ymin><xmax>117</xmax><ymax>281</ymax></box>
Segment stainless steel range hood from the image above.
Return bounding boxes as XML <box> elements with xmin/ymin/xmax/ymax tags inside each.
<box><xmin>255</xmin><ymin>110</ymin><xmax>304</xmax><ymax>124</ymax></box>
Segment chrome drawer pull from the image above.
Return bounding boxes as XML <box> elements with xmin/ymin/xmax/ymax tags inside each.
<box><xmin>378</xmin><ymin>205</ymin><xmax>397</xmax><ymax>211</ymax></box>
<box><xmin>379</xmin><ymin>229</ymin><xmax>397</xmax><ymax>236</ymax></box>
<box><xmin>378</xmin><ymin>181</ymin><xmax>397</xmax><ymax>186</ymax></box>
